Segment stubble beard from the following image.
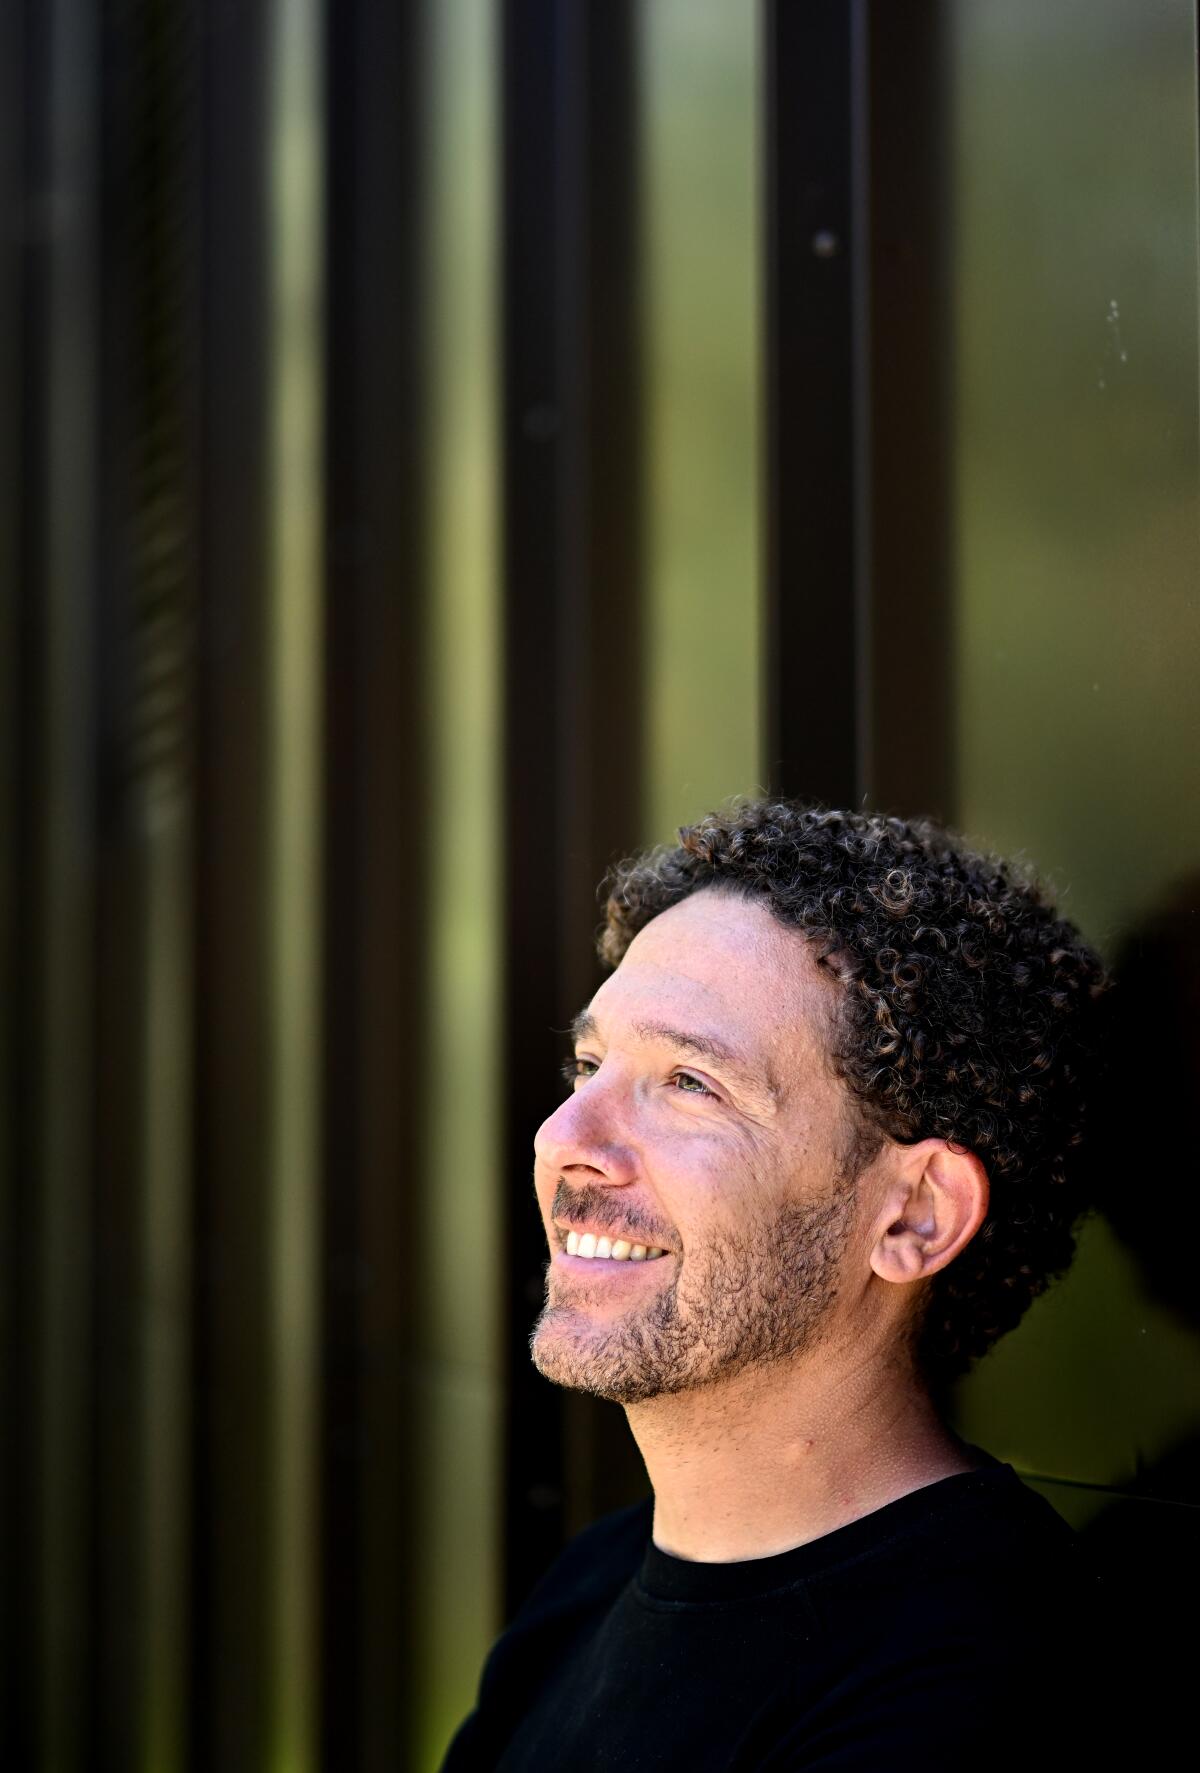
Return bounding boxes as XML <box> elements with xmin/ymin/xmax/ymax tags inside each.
<box><xmin>529</xmin><ymin>1178</ymin><xmax>858</xmax><ymax>1406</ymax></box>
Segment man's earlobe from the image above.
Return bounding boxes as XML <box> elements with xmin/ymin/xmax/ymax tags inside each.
<box><xmin>869</xmin><ymin>1141</ymin><xmax>990</xmax><ymax>1286</ymax></box>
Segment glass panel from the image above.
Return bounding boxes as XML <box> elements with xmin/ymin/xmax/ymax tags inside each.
<box><xmin>946</xmin><ymin>0</ymin><xmax>1200</xmax><ymax>1519</ymax></box>
<box><xmin>640</xmin><ymin>0</ymin><xmax>761</xmax><ymax>842</ymax></box>
<box><xmin>412</xmin><ymin>3</ymin><xmax>502</xmax><ymax>1767</ymax></box>
<box><xmin>266</xmin><ymin>0</ymin><xmax>324</xmax><ymax>1766</ymax></box>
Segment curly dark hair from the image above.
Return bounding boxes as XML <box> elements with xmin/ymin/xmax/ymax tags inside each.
<box><xmin>598</xmin><ymin>800</ymin><xmax>1110</xmax><ymax>1383</ymax></box>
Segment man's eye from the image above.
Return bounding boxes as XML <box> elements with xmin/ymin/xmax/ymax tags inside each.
<box><xmin>670</xmin><ymin>1071</ymin><xmax>717</xmax><ymax>1099</ymax></box>
<box><xmin>560</xmin><ymin>1056</ymin><xmax>598</xmax><ymax>1089</ymax></box>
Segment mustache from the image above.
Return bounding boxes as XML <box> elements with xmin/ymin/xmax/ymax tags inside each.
<box><xmin>551</xmin><ymin>1178</ymin><xmax>674</xmax><ymax>1249</ymax></box>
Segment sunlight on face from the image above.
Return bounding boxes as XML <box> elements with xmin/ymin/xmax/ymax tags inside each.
<box><xmin>529</xmin><ymin>890</ymin><xmax>865</xmax><ymax>1403</ymax></box>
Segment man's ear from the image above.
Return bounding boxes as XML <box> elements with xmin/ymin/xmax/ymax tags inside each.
<box><xmin>868</xmin><ymin>1140</ymin><xmax>990</xmax><ymax>1286</ymax></box>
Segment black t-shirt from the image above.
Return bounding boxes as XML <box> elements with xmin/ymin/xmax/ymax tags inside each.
<box><xmin>441</xmin><ymin>1462</ymin><xmax>1117</xmax><ymax>1770</ymax></box>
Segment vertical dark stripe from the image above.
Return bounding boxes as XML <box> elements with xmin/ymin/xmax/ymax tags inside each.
<box><xmin>191</xmin><ymin>5</ymin><xmax>271</xmax><ymax>1767</ymax></box>
<box><xmin>321</xmin><ymin>5</ymin><xmax>428</xmax><ymax>1768</ymax></box>
<box><xmin>501</xmin><ymin>0</ymin><xmax>644</xmax><ymax>1614</ymax></box>
<box><xmin>863</xmin><ymin>1</ymin><xmax>953</xmax><ymax>821</ymax></box>
<box><xmin>0</xmin><ymin>1</ymin><xmax>39</xmax><ymax>1763</ymax></box>
<box><xmin>37</xmin><ymin>0</ymin><xmax>102</xmax><ymax>1759</ymax></box>
<box><xmin>763</xmin><ymin>0</ymin><xmax>863</xmax><ymax>807</ymax></box>
<box><xmin>556</xmin><ymin>1</ymin><xmax>648</xmax><ymax>1541</ymax></box>
<box><xmin>557</xmin><ymin>1</ymin><xmax>644</xmax><ymax>1009</ymax></box>
<box><xmin>92</xmin><ymin>3</ymin><xmax>204</xmax><ymax>1765</ymax></box>
<box><xmin>501</xmin><ymin>0</ymin><xmax>571</xmax><ymax>1612</ymax></box>
<box><xmin>764</xmin><ymin>0</ymin><xmax>952</xmax><ymax>819</ymax></box>
<box><xmin>90</xmin><ymin>12</ymin><xmax>140</xmax><ymax>1753</ymax></box>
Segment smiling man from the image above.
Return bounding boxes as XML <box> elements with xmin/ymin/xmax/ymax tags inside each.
<box><xmin>443</xmin><ymin>802</ymin><xmax>1114</xmax><ymax>1770</ymax></box>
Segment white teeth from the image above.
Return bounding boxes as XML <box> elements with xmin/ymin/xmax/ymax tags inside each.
<box><xmin>564</xmin><ymin>1231</ymin><xmax>670</xmax><ymax>1262</ymax></box>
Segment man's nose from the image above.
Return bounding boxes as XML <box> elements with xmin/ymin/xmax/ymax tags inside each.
<box><xmin>533</xmin><ymin>1078</ymin><xmax>638</xmax><ymax>1184</ymax></box>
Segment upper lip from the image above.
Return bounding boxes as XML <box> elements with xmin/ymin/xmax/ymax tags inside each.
<box><xmin>553</xmin><ymin>1219</ymin><xmax>674</xmax><ymax>1252</ymax></box>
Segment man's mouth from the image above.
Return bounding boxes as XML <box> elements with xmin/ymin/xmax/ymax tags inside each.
<box><xmin>564</xmin><ymin>1231</ymin><xmax>669</xmax><ymax>1262</ymax></box>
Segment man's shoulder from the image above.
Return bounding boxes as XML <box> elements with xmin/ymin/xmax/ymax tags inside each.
<box><xmin>902</xmin><ymin>1460</ymin><xmax>1079</xmax><ymax>1545</ymax></box>
<box><xmin>905</xmin><ymin>1464</ymin><xmax>1091</xmax><ymax>1589</ymax></box>
<box><xmin>823</xmin><ymin>1465</ymin><xmax>1096</xmax><ymax>1614</ymax></box>
<box><xmin>758</xmin><ymin>1471</ymin><xmax>1117</xmax><ymax>1768</ymax></box>
<box><xmin>512</xmin><ymin>1493</ymin><xmax>653</xmax><ymax>1627</ymax></box>
<box><xmin>807</xmin><ymin>1469</ymin><xmax>1108</xmax><ymax>1710</ymax></box>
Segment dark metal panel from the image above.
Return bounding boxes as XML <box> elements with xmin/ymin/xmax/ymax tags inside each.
<box><xmin>763</xmin><ymin>0</ymin><xmax>952</xmax><ymax>819</ymax></box>
<box><xmin>553</xmin><ymin>0</ymin><xmax>645</xmax><ymax>991</ymax></box>
<box><xmin>555</xmin><ymin>1</ymin><xmax>648</xmax><ymax>1544</ymax></box>
<box><xmin>0</xmin><ymin>2</ymin><xmax>43</xmax><ymax>1763</ymax></box>
<box><xmin>501</xmin><ymin>0</ymin><xmax>572</xmax><ymax>1613</ymax></box>
<box><xmin>862</xmin><ymin>1</ymin><xmax>953</xmax><ymax>821</ymax></box>
<box><xmin>89</xmin><ymin>23</ymin><xmax>143</xmax><ymax>1753</ymax></box>
<box><xmin>320</xmin><ymin>4</ymin><xmax>429</xmax><ymax>1767</ymax></box>
<box><xmin>90</xmin><ymin>4</ymin><xmax>205</xmax><ymax>1767</ymax></box>
<box><xmin>30</xmin><ymin>0</ymin><xmax>105</xmax><ymax>1763</ymax></box>
<box><xmin>501</xmin><ymin>0</ymin><xmax>644</xmax><ymax>1614</ymax></box>
<box><xmin>191</xmin><ymin>4</ymin><xmax>272</xmax><ymax>1766</ymax></box>
<box><xmin>763</xmin><ymin>0</ymin><xmax>863</xmax><ymax>808</ymax></box>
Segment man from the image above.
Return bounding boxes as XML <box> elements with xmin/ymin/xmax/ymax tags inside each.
<box><xmin>443</xmin><ymin>801</ymin><xmax>1114</xmax><ymax>1770</ymax></box>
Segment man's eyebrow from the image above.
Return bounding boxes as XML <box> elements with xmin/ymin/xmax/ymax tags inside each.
<box><xmin>569</xmin><ymin>1009</ymin><xmax>777</xmax><ymax>1097</ymax></box>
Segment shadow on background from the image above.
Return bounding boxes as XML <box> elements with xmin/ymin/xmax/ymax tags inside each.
<box><xmin>1084</xmin><ymin>875</ymin><xmax>1200</xmax><ymax>1723</ymax></box>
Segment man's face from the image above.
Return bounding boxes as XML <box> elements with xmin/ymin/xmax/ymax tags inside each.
<box><xmin>529</xmin><ymin>888</ymin><xmax>869</xmax><ymax>1405</ymax></box>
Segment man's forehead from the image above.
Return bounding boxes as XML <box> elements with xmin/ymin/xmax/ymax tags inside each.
<box><xmin>582</xmin><ymin>890</ymin><xmax>838</xmax><ymax>1080</ymax></box>
<box><xmin>617</xmin><ymin>889</ymin><xmax>832</xmax><ymax>1003</ymax></box>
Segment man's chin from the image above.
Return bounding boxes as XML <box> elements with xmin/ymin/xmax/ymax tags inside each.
<box><xmin>529</xmin><ymin>1306</ymin><xmax>669</xmax><ymax>1404</ymax></box>
<box><xmin>529</xmin><ymin>1308</ymin><xmax>619</xmax><ymax>1394</ymax></box>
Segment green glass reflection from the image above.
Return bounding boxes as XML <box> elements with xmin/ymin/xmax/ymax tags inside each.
<box><xmin>947</xmin><ymin>0</ymin><xmax>1200</xmax><ymax>1510</ymax></box>
<box><xmin>412</xmin><ymin>3</ymin><xmax>502</xmax><ymax>1768</ymax></box>
<box><xmin>140</xmin><ymin>812</ymin><xmax>192</xmax><ymax>1773</ymax></box>
<box><xmin>267</xmin><ymin>0</ymin><xmax>324</xmax><ymax>1766</ymax></box>
<box><xmin>640</xmin><ymin>0</ymin><xmax>761</xmax><ymax>842</ymax></box>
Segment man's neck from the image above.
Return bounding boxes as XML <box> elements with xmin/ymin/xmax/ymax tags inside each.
<box><xmin>626</xmin><ymin>1344</ymin><xmax>976</xmax><ymax>1564</ymax></box>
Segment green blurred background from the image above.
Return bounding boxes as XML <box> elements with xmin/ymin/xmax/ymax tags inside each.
<box><xmin>2</xmin><ymin>1</ymin><xmax>1197</xmax><ymax>1768</ymax></box>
